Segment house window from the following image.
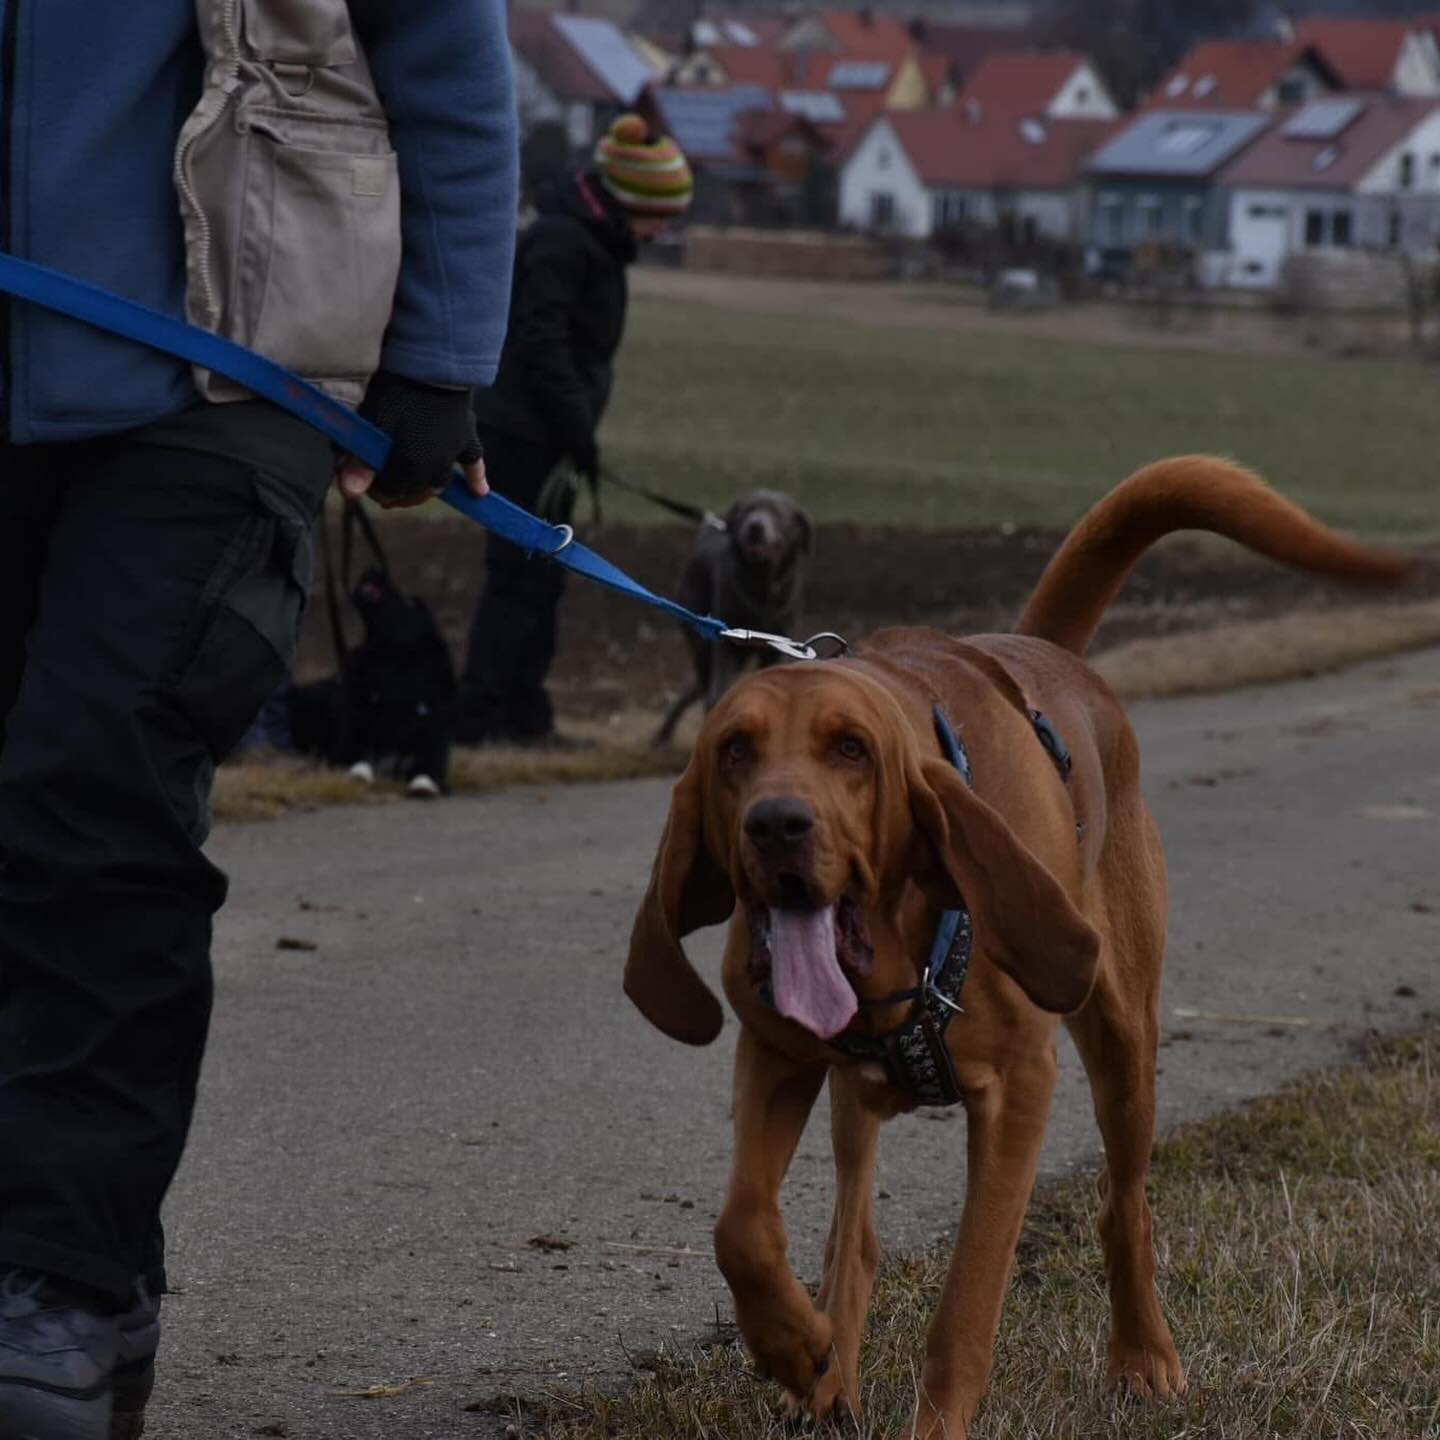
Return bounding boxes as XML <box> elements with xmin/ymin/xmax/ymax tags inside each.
<box><xmin>1305</xmin><ymin>208</ymin><xmax>1353</xmax><ymax>249</ymax></box>
<box><xmin>1138</xmin><ymin>196</ymin><xmax>1164</xmax><ymax>239</ymax></box>
<box><xmin>1276</xmin><ymin>75</ymin><xmax>1307</xmax><ymax>105</ymax></box>
<box><xmin>1098</xmin><ymin>196</ymin><xmax>1125</xmax><ymax>245</ymax></box>
<box><xmin>870</xmin><ymin>191</ymin><xmax>896</xmax><ymax>231</ymax></box>
<box><xmin>1182</xmin><ymin>196</ymin><xmax>1204</xmax><ymax>244</ymax></box>
<box><xmin>934</xmin><ymin>191</ymin><xmax>967</xmax><ymax>228</ymax></box>
<box><xmin>1388</xmin><ymin>209</ymin><xmax>1402</xmax><ymax>249</ymax></box>
<box><xmin>876</xmin><ymin>146</ymin><xmax>892</xmax><ymax>171</ymax></box>
<box><xmin>1075</xmin><ymin>85</ymin><xmax>1091</xmax><ymax>106</ymax></box>
<box><xmin>1400</xmin><ymin>152</ymin><xmax>1416</xmax><ymax>190</ymax></box>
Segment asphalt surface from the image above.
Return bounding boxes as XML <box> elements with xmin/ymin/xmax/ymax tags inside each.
<box><xmin>151</xmin><ymin>648</ymin><xmax>1440</xmax><ymax>1440</ymax></box>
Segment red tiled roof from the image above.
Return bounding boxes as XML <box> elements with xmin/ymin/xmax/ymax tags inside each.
<box><xmin>956</xmin><ymin>50</ymin><xmax>1091</xmax><ymax>119</ymax></box>
<box><xmin>707</xmin><ymin>44</ymin><xmax>789</xmax><ymax>88</ymax></box>
<box><xmin>1222</xmin><ymin>95</ymin><xmax>1440</xmax><ymax>189</ymax></box>
<box><xmin>821</xmin><ymin>89</ymin><xmax>891</xmax><ymax>160</ymax></box>
<box><xmin>510</xmin><ymin>7</ymin><xmax>612</xmax><ymax>104</ymax></box>
<box><xmin>1146</xmin><ymin>39</ymin><xmax>1334</xmax><ymax>111</ymax></box>
<box><xmin>1292</xmin><ymin>18</ymin><xmax>1421</xmax><ymax>91</ymax></box>
<box><xmin>806</xmin><ymin>9</ymin><xmax>915</xmax><ymax>62</ymax></box>
<box><xmin>878</xmin><ymin>107</ymin><xmax>1116</xmax><ymax>189</ymax></box>
<box><xmin>734</xmin><ymin>108</ymin><xmax>827</xmax><ymax>154</ymax></box>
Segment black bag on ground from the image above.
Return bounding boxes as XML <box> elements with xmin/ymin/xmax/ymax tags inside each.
<box><xmin>290</xmin><ymin>500</ymin><xmax>455</xmax><ymax>792</ymax></box>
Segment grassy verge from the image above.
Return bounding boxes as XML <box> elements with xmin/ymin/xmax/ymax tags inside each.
<box><xmin>515</xmin><ymin>1026</ymin><xmax>1440</xmax><ymax>1440</ymax></box>
<box><xmin>592</xmin><ymin>299</ymin><xmax>1440</xmax><ymax>536</ymax></box>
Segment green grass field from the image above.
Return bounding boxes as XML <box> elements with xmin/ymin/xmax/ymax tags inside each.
<box><xmin>598</xmin><ymin>300</ymin><xmax>1440</xmax><ymax>535</ymax></box>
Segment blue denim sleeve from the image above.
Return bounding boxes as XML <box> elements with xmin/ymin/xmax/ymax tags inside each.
<box><xmin>349</xmin><ymin>0</ymin><xmax>519</xmax><ymax>386</ymax></box>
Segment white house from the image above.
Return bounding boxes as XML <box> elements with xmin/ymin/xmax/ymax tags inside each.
<box><xmin>1223</xmin><ymin>96</ymin><xmax>1440</xmax><ymax>289</ymax></box>
<box><xmin>840</xmin><ymin>106</ymin><xmax>1113</xmax><ymax>240</ymax></box>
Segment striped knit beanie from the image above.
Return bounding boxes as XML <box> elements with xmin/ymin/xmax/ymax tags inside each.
<box><xmin>593</xmin><ymin>114</ymin><xmax>693</xmax><ymax>218</ymax></box>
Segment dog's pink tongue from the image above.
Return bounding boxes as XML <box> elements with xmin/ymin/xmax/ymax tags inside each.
<box><xmin>769</xmin><ymin>907</ymin><xmax>858</xmax><ymax>1039</ymax></box>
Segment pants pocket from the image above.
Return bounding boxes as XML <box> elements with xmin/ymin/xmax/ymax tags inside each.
<box><xmin>171</xmin><ymin>494</ymin><xmax>313</xmax><ymax>763</ymax></box>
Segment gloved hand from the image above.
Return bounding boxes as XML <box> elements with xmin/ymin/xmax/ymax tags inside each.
<box><xmin>337</xmin><ymin>370</ymin><xmax>488</xmax><ymax>508</ymax></box>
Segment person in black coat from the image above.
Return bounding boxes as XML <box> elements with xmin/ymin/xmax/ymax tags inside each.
<box><xmin>458</xmin><ymin>115</ymin><xmax>694</xmax><ymax>745</ymax></box>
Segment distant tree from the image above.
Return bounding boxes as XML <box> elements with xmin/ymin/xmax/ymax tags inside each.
<box><xmin>1035</xmin><ymin>0</ymin><xmax>1260</xmax><ymax>108</ymax></box>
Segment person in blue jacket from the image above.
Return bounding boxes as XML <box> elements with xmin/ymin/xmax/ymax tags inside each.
<box><xmin>0</xmin><ymin>5</ymin><xmax>517</xmax><ymax>1438</ymax></box>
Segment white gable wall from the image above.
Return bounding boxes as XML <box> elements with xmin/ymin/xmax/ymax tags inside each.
<box><xmin>1393</xmin><ymin>32</ymin><xmax>1440</xmax><ymax>97</ymax></box>
<box><xmin>839</xmin><ymin>119</ymin><xmax>932</xmax><ymax>237</ymax></box>
<box><xmin>1358</xmin><ymin>108</ymin><xmax>1440</xmax><ymax>194</ymax></box>
<box><xmin>513</xmin><ymin>52</ymin><xmax>595</xmax><ymax>148</ymax></box>
<box><xmin>1049</xmin><ymin>61</ymin><xmax>1119</xmax><ymax>120</ymax></box>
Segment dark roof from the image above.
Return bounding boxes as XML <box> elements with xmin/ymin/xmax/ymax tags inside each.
<box><xmin>913</xmin><ymin>22</ymin><xmax>1034</xmax><ymax>81</ymax></box>
<box><xmin>1089</xmin><ymin>109</ymin><xmax>1273</xmax><ymax>178</ymax></box>
<box><xmin>511</xmin><ymin>6</ymin><xmax>613</xmax><ymax>104</ymax></box>
<box><xmin>648</xmin><ymin>84</ymin><xmax>774</xmax><ymax>161</ymax></box>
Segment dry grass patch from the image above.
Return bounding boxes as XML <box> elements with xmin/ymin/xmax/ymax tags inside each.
<box><xmin>522</xmin><ymin>1028</ymin><xmax>1440</xmax><ymax>1440</ymax></box>
<box><xmin>1096</xmin><ymin>599</ymin><xmax>1440</xmax><ymax>702</ymax></box>
<box><xmin>212</xmin><ymin>713</ymin><xmax>687</xmax><ymax>822</ymax></box>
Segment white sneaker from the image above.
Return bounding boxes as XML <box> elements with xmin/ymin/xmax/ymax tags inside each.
<box><xmin>348</xmin><ymin>761</ymin><xmax>376</xmax><ymax>785</ymax></box>
<box><xmin>406</xmin><ymin>774</ymin><xmax>441</xmax><ymax>800</ymax></box>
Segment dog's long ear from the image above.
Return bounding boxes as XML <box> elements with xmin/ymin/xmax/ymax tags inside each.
<box><xmin>909</xmin><ymin>757</ymin><xmax>1099</xmax><ymax>1014</ymax></box>
<box><xmin>625</xmin><ymin>755</ymin><xmax>733</xmax><ymax>1045</ymax></box>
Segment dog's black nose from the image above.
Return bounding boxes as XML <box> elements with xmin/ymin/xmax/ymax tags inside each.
<box><xmin>744</xmin><ymin>796</ymin><xmax>815</xmax><ymax>854</ymax></box>
<box><xmin>745</xmin><ymin>520</ymin><xmax>766</xmax><ymax>544</ymax></box>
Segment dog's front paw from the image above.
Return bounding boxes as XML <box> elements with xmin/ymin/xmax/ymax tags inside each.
<box><xmin>781</xmin><ymin>1360</ymin><xmax>861</xmax><ymax>1433</ymax></box>
<box><xmin>740</xmin><ymin>1300</ymin><xmax>833</xmax><ymax>1403</ymax></box>
<box><xmin>1107</xmin><ymin>1339</ymin><xmax>1186</xmax><ymax>1399</ymax></box>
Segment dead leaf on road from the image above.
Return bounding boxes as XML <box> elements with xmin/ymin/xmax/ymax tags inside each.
<box><xmin>329</xmin><ymin>1377</ymin><xmax>434</xmax><ymax>1400</ymax></box>
<box><xmin>527</xmin><ymin>1233</ymin><xmax>575</xmax><ymax>1252</ymax></box>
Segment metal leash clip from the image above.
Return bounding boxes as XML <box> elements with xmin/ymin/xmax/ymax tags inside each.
<box><xmin>718</xmin><ymin>629</ymin><xmax>850</xmax><ymax>662</ymax></box>
<box><xmin>546</xmin><ymin>524</ymin><xmax>576</xmax><ymax>555</ymax></box>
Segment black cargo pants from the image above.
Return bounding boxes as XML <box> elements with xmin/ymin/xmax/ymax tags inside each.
<box><xmin>458</xmin><ymin>425</ymin><xmax>569</xmax><ymax>743</ymax></box>
<box><xmin>0</xmin><ymin>413</ymin><xmax>330</xmax><ymax>1305</ymax></box>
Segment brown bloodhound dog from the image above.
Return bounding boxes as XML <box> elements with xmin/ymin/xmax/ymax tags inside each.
<box><xmin>625</xmin><ymin>458</ymin><xmax>1407</xmax><ymax>1438</ymax></box>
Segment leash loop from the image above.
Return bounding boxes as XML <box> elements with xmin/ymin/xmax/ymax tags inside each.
<box><xmin>718</xmin><ymin>629</ymin><xmax>850</xmax><ymax>662</ymax></box>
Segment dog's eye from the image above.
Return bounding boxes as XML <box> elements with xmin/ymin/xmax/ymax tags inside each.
<box><xmin>721</xmin><ymin>734</ymin><xmax>753</xmax><ymax>769</ymax></box>
<box><xmin>834</xmin><ymin>735</ymin><xmax>868</xmax><ymax>764</ymax></box>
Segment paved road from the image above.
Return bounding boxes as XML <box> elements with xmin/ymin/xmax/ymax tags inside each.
<box><xmin>150</xmin><ymin>649</ymin><xmax>1440</xmax><ymax>1439</ymax></box>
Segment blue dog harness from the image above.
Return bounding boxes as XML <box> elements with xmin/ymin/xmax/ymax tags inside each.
<box><xmin>0</xmin><ymin>252</ymin><xmax>844</xmax><ymax>662</ymax></box>
<box><xmin>824</xmin><ymin>703</ymin><xmax>1074</xmax><ymax>1108</ymax></box>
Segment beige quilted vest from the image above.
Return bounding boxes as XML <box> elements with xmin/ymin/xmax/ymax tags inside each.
<box><xmin>176</xmin><ymin>0</ymin><xmax>401</xmax><ymax>405</ymax></box>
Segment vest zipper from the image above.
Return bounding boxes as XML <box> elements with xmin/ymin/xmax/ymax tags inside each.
<box><xmin>174</xmin><ymin>0</ymin><xmax>241</xmax><ymax>329</ymax></box>
<box><xmin>0</xmin><ymin>0</ymin><xmax>20</xmax><ymax>442</ymax></box>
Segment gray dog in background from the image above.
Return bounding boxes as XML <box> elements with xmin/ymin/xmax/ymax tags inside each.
<box><xmin>652</xmin><ymin>490</ymin><xmax>814</xmax><ymax>747</ymax></box>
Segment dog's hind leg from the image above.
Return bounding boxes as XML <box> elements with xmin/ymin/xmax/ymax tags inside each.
<box><xmin>714</xmin><ymin>1030</ymin><xmax>833</xmax><ymax>1405</ymax></box>
<box><xmin>805</xmin><ymin>1066</ymin><xmax>881</xmax><ymax>1427</ymax></box>
<box><xmin>1066</xmin><ymin>811</ymin><xmax>1185</xmax><ymax>1399</ymax></box>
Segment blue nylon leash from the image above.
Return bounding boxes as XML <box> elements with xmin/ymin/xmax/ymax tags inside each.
<box><xmin>0</xmin><ymin>250</ymin><xmax>829</xmax><ymax>652</ymax></box>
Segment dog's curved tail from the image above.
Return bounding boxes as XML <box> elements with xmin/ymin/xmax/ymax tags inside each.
<box><xmin>1015</xmin><ymin>456</ymin><xmax>1410</xmax><ymax>657</ymax></box>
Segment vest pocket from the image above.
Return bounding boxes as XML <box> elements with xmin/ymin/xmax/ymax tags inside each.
<box><xmin>233</xmin><ymin>111</ymin><xmax>401</xmax><ymax>388</ymax></box>
<box><xmin>240</xmin><ymin>0</ymin><xmax>357</xmax><ymax>67</ymax></box>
